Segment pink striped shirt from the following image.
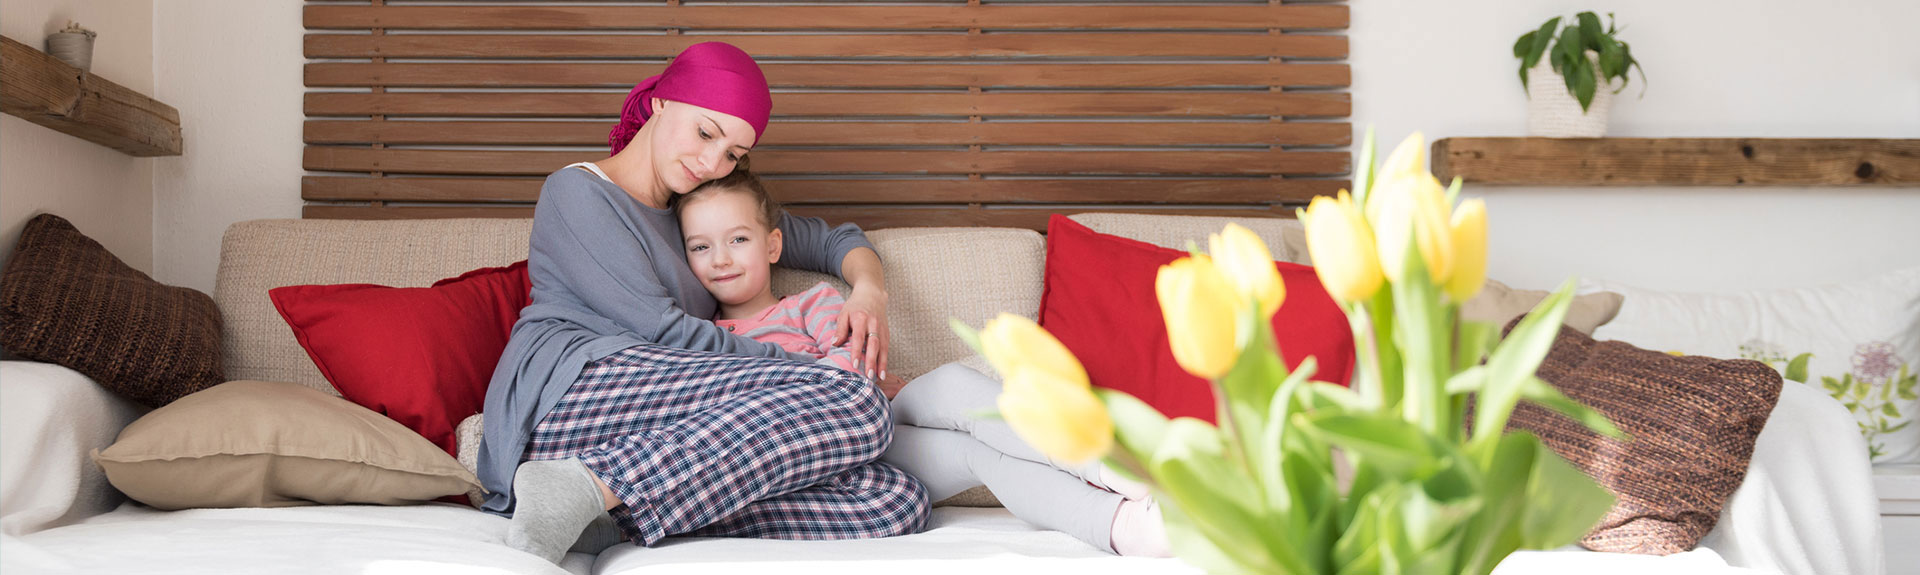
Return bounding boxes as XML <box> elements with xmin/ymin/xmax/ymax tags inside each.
<box><xmin>715</xmin><ymin>282</ymin><xmax>861</xmax><ymax>375</ymax></box>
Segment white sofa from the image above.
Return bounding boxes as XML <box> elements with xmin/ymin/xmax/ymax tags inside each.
<box><xmin>0</xmin><ymin>214</ymin><xmax>1891</xmax><ymax>574</ymax></box>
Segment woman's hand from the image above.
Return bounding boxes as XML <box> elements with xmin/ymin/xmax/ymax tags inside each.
<box><xmin>834</xmin><ymin>283</ymin><xmax>890</xmax><ymax>381</ymax></box>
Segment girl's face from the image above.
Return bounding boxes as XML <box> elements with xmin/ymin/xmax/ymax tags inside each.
<box><xmin>648</xmin><ymin>99</ymin><xmax>757</xmax><ymax>195</ymax></box>
<box><xmin>680</xmin><ymin>190</ymin><xmax>783</xmax><ymax>308</ymax></box>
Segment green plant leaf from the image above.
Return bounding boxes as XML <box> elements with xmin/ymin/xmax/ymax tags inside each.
<box><xmin>1576</xmin><ymin>12</ymin><xmax>1606</xmax><ymax>52</ymax></box>
<box><xmin>1521</xmin><ymin>433</ymin><xmax>1615</xmax><ymax>549</ymax></box>
<box><xmin>1519</xmin><ymin>376</ymin><xmax>1626</xmax><ymax>439</ymax></box>
<box><xmin>1514</xmin><ymin>31</ymin><xmax>1536</xmax><ymax>59</ymax></box>
<box><xmin>948</xmin><ymin>318</ymin><xmax>984</xmax><ymax>357</ymax></box>
<box><xmin>1518</xmin><ymin>17</ymin><xmax>1561</xmax><ymax>89</ymax></box>
<box><xmin>1305</xmin><ymin>412</ymin><xmax>1444</xmax><ymax>479</ymax></box>
<box><xmin>1355</xmin><ymin>127</ymin><xmax>1378</xmax><ymax>206</ymax></box>
<box><xmin>1445</xmin><ymin>365</ymin><xmax>1488</xmax><ymax>395</ymax></box>
<box><xmin>1149</xmin><ymin>422</ymin><xmax>1300</xmax><ymax>574</ymax></box>
<box><xmin>1221</xmin><ymin>310</ymin><xmax>1291</xmax><ymax>467</ymax></box>
<box><xmin>1455</xmin><ymin>320</ymin><xmax>1497</xmax><ymax>375</ymax></box>
<box><xmin>1100</xmin><ymin>389</ymin><xmax>1169</xmax><ymax>461</ymax></box>
<box><xmin>1333</xmin><ymin>485</ymin><xmax>1390</xmax><ymax>573</ymax></box>
<box><xmin>1158</xmin><ymin>498</ymin><xmax>1249</xmax><ymax>575</ymax></box>
<box><xmin>1784</xmin><ymin>353</ymin><xmax>1812</xmax><ymax>384</ymax></box>
<box><xmin>1453</xmin><ymin>433</ymin><xmax>1536</xmax><ymax>575</ymax></box>
<box><xmin>1472</xmin><ymin>280</ymin><xmax>1576</xmax><ymax>443</ymax></box>
<box><xmin>1569</xmin><ymin>50</ymin><xmax>1597</xmax><ymax>111</ymax></box>
<box><xmin>1259</xmin><ymin>356</ymin><xmax>1319</xmax><ymax>502</ymax></box>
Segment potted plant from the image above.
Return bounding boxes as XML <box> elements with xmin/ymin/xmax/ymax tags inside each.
<box><xmin>954</xmin><ymin>130</ymin><xmax>1623</xmax><ymax>574</ymax></box>
<box><xmin>1513</xmin><ymin>12</ymin><xmax>1646</xmax><ymax>137</ymax></box>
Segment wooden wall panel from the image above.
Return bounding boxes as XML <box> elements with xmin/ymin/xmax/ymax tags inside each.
<box><xmin>303</xmin><ymin>0</ymin><xmax>1353</xmax><ymax>229</ymax></box>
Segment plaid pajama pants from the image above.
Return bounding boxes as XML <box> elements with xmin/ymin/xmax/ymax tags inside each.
<box><xmin>524</xmin><ymin>344</ymin><xmax>929</xmax><ymax>546</ymax></box>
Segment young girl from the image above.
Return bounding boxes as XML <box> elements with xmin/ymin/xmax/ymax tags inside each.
<box><xmin>674</xmin><ymin>170</ymin><xmax>1168</xmax><ymax>557</ymax></box>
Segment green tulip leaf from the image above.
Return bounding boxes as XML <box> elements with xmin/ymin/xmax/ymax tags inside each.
<box><xmin>1355</xmin><ymin>127</ymin><xmax>1378</xmax><ymax>206</ymax></box>
<box><xmin>1472</xmin><ymin>279</ymin><xmax>1575</xmax><ymax>443</ymax></box>
<box><xmin>1333</xmin><ymin>484</ymin><xmax>1391</xmax><ymax>570</ymax></box>
<box><xmin>1305</xmin><ymin>412</ymin><xmax>1442</xmax><ymax>478</ymax></box>
<box><xmin>1100</xmin><ymin>389</ymin><xmax>1170</xmax><ymax>460</ymax></box>
<box><xmin>1260</xmin><ymin>356</ymin><xmax>1319</xmax><ymax>501</ymax></box>
<box><xmin>1155</xmin><ymin>448</ymin><xmax>1308</xmax><ymax>574</ymax></box>
<box><xmin>1454</xmin><ymin>433</ymin><xmax>1536</xmax><ymax>575</ymax></box>
<box><xmin>948</xmin><ymin>318</ymin><xmax>984</xmax><ymax>358</ymax></box>
<box><xmin>1446</xmin><ymin>365</ymin><xmax>1489</xmax><ymax>395</ymax></box>
<box><xmin>1521</xmin><ymin>435</ymin><xmax>1615</xmax><ymax>549</ymax></box>
<box><xmin>1158</xmin><ymin>499</ymin><xmax>1248</xmax><ymax>575</ymax></box>
<box><xmin>1519</xmin><ymin>376</ymin><xmax>1626</xmax><ymax>439</ymax></box>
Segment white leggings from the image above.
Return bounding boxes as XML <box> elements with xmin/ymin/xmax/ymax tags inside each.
<box><xmin>880</xmin><ymin>362</ymin><xmax>1124</xmax><ymax>552</ymax></box>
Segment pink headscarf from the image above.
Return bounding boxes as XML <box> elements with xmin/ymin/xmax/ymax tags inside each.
<box><xmin>609</xmin><ymin>42</ymin><xmax>772</xmax><ymax>155</ymax></box>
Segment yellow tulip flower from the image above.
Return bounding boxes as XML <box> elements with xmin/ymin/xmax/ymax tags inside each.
<box><xmin>1370</xmin><ymin>172</ymin><xmax>1453</xmax><ymax>285</ymax></box>
<box><xmin>1295</xmin><ymin>191</ymin><xmax>1383</xmax><ymax>304</ymax></box>
<box><xmin>1156</xmin><ymin>255</ymin><xmax>1241</xmax><ymax>380</ymax></box>
<box><xmin>998</xmin><ymin>366</ymin><xmax>1114</xmax><ymax>465</ymax></box>
<box><xmin>1208</xmin><ymin>223</ymin><xmax>1286</xmax><ymax>319</ymax></box>
<box><xmin>1378</xmin><ymin>131</ymin><xmax>1428</xmax><ymax>181</ymax></box>
<box><xmin>1444</xmin><ymin>198</ymin><xmax>1488</xmax><ymax>302</ymax></box>
<box><xmin>980</xmin><ymin>313</ymin><xmax>1089</xmax><ymax>388</ymax></box>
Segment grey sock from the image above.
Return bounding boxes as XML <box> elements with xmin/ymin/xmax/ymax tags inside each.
<box><xmin>569</xmin><ymin>513</ymin><xmax>629</xmax><ymax>554</ymax></box>
<box><xmin>507</xmin><ymin>459</ymin><xmax>608</xmax><ymax>564</ymax></box>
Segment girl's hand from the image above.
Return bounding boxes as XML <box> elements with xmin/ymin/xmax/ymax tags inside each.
<box><xmin>834</xmin><ymin>284</ymin><xmax>890</xmax><ymax>381</ymax></box>
<box><xmin>876</xmin><ymin>372</ymin><xmax>908</xmax><ymax>400</ymax></box>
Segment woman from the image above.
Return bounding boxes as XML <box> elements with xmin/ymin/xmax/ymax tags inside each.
<box><xmin>478</xmin><ymin>42</ymin><xmax>927</xmax><ymax>565</ymax></box>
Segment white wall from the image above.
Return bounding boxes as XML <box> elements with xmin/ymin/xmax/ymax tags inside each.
<box><xmin>0</xmin><ymin>0</ymin><xmax>155</xmax><ymax>274</ymax></box>
<box><xmin>1351</xmin><ymin>0</ymin><xmax>1920</xmax><ymax>292</ymax></box>
<box><xmin>151</xmin><ymin>1</ymin><xmax>304</xmax><ymax>293</ymax></box>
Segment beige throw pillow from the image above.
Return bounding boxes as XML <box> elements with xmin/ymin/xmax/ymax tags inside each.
<box><xmin>93</xmin><ymin>380</ymin><xmax>481</xmax><ymax>510</ymax></box>
<box><xmin>1463</xmin><ymin>279</ymin><xmax>1624</xmax><ymax>334</ymax></box>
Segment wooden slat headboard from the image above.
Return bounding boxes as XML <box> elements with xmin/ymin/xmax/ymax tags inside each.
<box><xmin>302</xmin><ymin>0</ymin><xmax>1352</xmax><ymax>230</ymax></box>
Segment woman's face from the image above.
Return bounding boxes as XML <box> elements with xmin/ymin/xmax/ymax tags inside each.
<box><xmin>648</xmin><ymin>99</ymin><xmax>757</xmax><ymax>194</ymax></box>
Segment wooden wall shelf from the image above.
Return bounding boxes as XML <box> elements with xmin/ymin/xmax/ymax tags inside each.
<box><xmin>1</xmin><ymin>35</ymin><xmax>182</xmax><ymax>157</ymax></box>
<box><xmin>1431</xmin><ymin>137</ymin><xmax>1916</xmax><ymax>187</ymax></box>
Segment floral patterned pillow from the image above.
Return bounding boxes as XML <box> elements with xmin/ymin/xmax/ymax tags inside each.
<box><xmin>1583</xmin><ymin>268</ymin><xmax>1920</xmax><ymax>464</ymax></box>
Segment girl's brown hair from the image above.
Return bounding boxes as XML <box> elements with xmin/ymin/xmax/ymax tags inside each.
<box><xmin>674</xmin><ymin>163</ymin><xmax>781</xmax><ymax>232</ymax></box>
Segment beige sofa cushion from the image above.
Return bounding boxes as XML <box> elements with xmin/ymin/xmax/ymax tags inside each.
<box><xmin>1464</xmin><ymin>279</ymin><xmax>1626</xmax><ymax>335</ymax></box>
<box><xmin>1069</xmin><ymin>212</ymin><xmax>1308</xmax><ymax>265</ymax></box>
<box><xmin>770</xmin><ymin>227</ymin><xmax>1046</xmax><ymax>383</ymax></box>
<box><xmin>217</xmin><ymin>219</ymin><xmax>533</xmax><ymax>395</ymax></box>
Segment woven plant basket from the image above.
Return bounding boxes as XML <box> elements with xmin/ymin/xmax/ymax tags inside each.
<box><xmin>1526</xmin><ymin>51</ymin><xmax>1613</xmax><ymax>137</ymax></box>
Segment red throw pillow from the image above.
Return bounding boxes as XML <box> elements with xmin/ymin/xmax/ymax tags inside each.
<box><xmin>269</xmin><ymin>261</ymin><xmax>530</xmax><ymax>456</ymax></box>
<box><xmin>1040</xmin><ymin>216</ymin><xmax>1354</xmax><ymax>422</ymax></box>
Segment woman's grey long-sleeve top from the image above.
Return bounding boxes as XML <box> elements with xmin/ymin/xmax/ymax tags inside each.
<box><xmin>478</xmin><ymin>167</ymin><xmax>873</xmax><ymax>513</ymax></box>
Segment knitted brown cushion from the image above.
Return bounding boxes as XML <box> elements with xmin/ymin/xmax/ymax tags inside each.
<box><xmin>1511</xmin><ymin>323</ymin><xmax>1782</xmax><ymax>555</ymax></box>
<box><xmin>0</xmin><ymin>214</ymin><xmax>223</xmax><ymax>407</ymax></box>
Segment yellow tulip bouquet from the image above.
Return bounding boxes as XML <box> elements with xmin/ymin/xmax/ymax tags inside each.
<box><xmin>953</xmin><ymin>131</ymin><xmax>1624</xmax><ymax>574</ymax></box>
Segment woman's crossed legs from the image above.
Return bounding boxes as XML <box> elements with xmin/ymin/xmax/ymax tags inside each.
<box><xmin>513</xmin><ymin>344</ymin><xmax>929</xmax><ymax>562</ymax></box>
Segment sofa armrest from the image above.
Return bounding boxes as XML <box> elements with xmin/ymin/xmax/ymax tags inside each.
<box><xmin>0</xmin><ymin>361</ymin><xmax>146</xmax><ymax>535</ymax></box>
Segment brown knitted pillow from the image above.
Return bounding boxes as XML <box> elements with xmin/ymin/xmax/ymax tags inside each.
<box><xmin>1510</xmin><ymin>323</ymin><xmax>1782</xmax><ymax>555</ymax></box>
<box><xmin>0</xmin><ymin>214</ymin><xmax>223</xmax><ymax>407</ymax></box>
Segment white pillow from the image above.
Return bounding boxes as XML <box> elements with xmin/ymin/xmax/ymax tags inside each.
<box><xmin>1586</xmin><ymin>268</ymin><xmax>1920</xmax><ymax>464</ymax></box>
